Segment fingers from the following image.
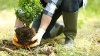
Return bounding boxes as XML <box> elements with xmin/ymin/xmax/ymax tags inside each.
<box><xmin>27</xmin><ymin>39</ymin><xmax>40</xmax><ymax>48</ymax></box>
<box><xmin>27</xmin><ymin>42</ymin><xmax>38</xmax><ymax>48</ymax></box>
<box><xmin>13</xmin><ymin>38</ymin><xmax>22</xmax><ymax>47</ymax></box>
<box><xmin>30</xmin><ymin>33</ymin><xmax>43</xmax><ymax>47</ymax></box>
<box><xmin>31</xmin><ymin>36</ymin><xmax>37</xmax><ymax>42</ymax></box>
<box><xmin>14</xmin><ymin>33</ymin><xmax>18</xmax><ymax>42</ymax></box>
<box><xmin>31</xmin><ymin>34</ymin><xmax>39</xmax><ymax>41</ymax></box>
<box><xmin>13</xmin><ymin>32</ymin><xmax>22</xmax><ymax>47</ymax></box>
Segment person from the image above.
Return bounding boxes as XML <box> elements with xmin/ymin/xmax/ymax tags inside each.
<box><xmin>14</xmin><ymin>0</ymin><xmax>86</xmax><ymax>48</ymax></box>
<box><xmin>31</xmin><ymin>0</ymin><xmax>84</xmax><ymax>47</ymax></box>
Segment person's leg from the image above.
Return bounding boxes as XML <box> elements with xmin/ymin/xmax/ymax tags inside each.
<box><xmin>62</xmin><ymin>0</ymin><xmax>82</xmax><ymax>47</ymax></box>
<box><xmin>50</xmin><ymin>21</ymin><xmax>64</xmax><ymax>38</ymax></box>
<box><xmin>62</xmin><ymin>11</ymin><xmax>78</xmax><ymax>47</ymax></box>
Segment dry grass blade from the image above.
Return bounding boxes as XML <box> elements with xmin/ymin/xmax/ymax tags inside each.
<box><xmin>0</xmin><ymin>46</ymin><xmax>13</xmax><ymax>53</ymax></box>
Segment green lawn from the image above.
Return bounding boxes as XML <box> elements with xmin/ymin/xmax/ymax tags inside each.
<box><xmin>0</xmin><ymin>0</ymin><xmax>100</xmax><ymax>56</ymax></box>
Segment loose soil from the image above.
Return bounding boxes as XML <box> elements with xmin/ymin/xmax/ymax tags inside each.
<box><xmin>0</xmin><ymin>39</ymin><xmax>56</xmax><ymax>56</ymax></box>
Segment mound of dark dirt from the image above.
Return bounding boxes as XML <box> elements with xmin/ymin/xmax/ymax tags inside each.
<box><xmin>15</xmin><ymin>27</ymin><xmax>36</xmax><ymax>46</ymax></box>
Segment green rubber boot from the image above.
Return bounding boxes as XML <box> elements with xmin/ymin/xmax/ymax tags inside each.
<box><xmin>62</xmin><ymin>11</ymin><xmax>78</xmax><ymax>48</ymax></box>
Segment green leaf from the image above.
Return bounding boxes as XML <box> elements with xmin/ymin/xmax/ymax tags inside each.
<box><xmin>15</xmin><ymin>0</ymin><xmax>43</xmax><ymax>27</ymax></box>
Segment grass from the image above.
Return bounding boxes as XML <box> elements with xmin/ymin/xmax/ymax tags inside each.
<box><xmin>0</xmin><ymin>0</ymin><xmax>18</xmax><ymax>10</ymax></box>
<box><xmin>0</xmin><ymin>0</ymin><xmax>100</xmax><ymax>56</ymax></box>
<box><xmin>0</xmin><ymin>9</ymin><xmax>100</xmax><ymax>56</ymax></box>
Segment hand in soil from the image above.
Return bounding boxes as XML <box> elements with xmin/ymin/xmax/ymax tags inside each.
<box><xmin>31</xmin><ymin>28</ymin><xmax>46</xmax><ymax>47</ymax></box>
<box><xmin>31</xmin><ymin>32</ymin><xmax>43</xmax><ymax>47</ymax></box>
